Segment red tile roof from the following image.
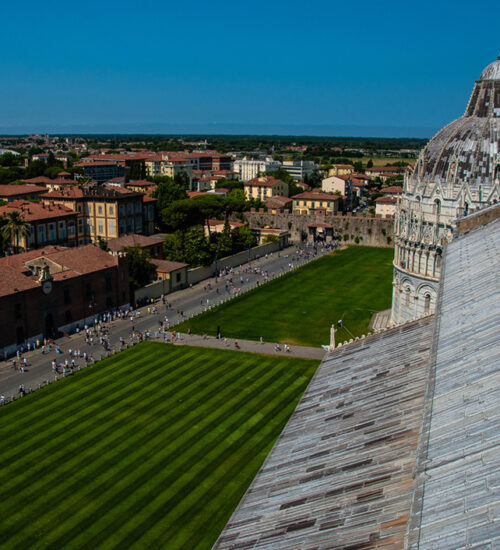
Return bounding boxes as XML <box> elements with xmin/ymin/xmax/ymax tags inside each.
<box><xmin>151</xmin><ymin>259</ymin><xmax>188</xmax><ymax>273</ymax></box>
<box><xmin>0</xmin><ymin>184</ymin><xmax>46</xmax><ymax>197</ymax></box>
<box><xmin>381</xmin><ymin>186</ymin><xmax>403</xmax><ymax>194</ymax></box>
<box><xmin>0</xmin><ymin>245</ymin><xmax>119</xmax><ymax>297</ymax></box>
<box><xmin>0</xmin><ymin>200</ymin><xmax>76</xmax><ymax>222</ymax></box>
<box><xmin>107</xmin><ymin>234</ymin><xmax>164</xmax><ymax>252</ymax></box>
<box><xmin>293</xmin><ymin>191</ymin><xmax>341</xmax><ymax>201</ymax></box>
<box><xmin>375</xmin><ymin>196</ymin><xmax>397</xmax><ymax>204</ymax></box>
<box><xmin>245</xmin><ymin>176</ymin><xmax>286</xmax><ymax>188</ymax></box>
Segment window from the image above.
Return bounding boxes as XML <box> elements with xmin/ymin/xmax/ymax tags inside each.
<box><xmin>176</xmin><ymin>272</ymin><xmax>181</xmax><ymax>283</ymax></box>
<box><xmin>135</xmin><ymin>202</ymin><xmax>142</xmax><ymax>213</ymax></box>
<box><xmin>108</xmin><ymin>220</ymin><xmax>116</xmax><ymax>236</ymax></box>
<box><xmin>108</xmin><ymin>205</ymin><xmax>114</xmax><ymax>216</ymax></box>
<box><xmin>405</xmin><ymin>287</ymin><xmax>411</xmax><ymax>307</ymax></box>
<box><xmin>424</xmin><ymin>294</ymin><xmax>431</xmax><ymax>315</ymax></box>
<box><xmin>48</xmin><ymin>223</ymin><xmax>56</xmax><ymax>242</ymax></box>
<box><xmin>38</xmin><ymin>224</ymin><xmax>46</xmax><ymax>243</ymax></box>
<box><xmin>127</xmin><ymin>202</ymin><xmax>134</xmax><ymax>215</ymax></box>
<box><xmin>434</xmin><ymin>199</ymin><xmax>441</xmax><ymax>215</ymax></box>
<box><xmin>119</xmin><ymin>204</ymin><xmax>126</xmax><ymax>217</ymax></box>
<box><xmin>97</xmin><ymin>205</ymin><xmax>103</xmax><ymax>215</ymax></box>
<box><xmin>98</xmin><ymin>220</ymin><xmax>104</xmax><ymax>234</ymax></box>
<box><xmin>58</xmin><ymin>221</ymin><xmax>66</xmax><ymax>239</ymax></box>
<box><xmin>68</xmin><ymin>222</ymin><xmax>75</xmax><ymax>235</ymax></box>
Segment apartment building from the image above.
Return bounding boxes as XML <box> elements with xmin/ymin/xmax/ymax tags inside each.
<box><xmin>281</xmin><ymin>160</ymin><xmax>316</xmax><ymax>180</ymax></box>
<box><xmin>0</xmin><ymin>200</ymin><xmax>79</xmax><ymax>250</ymax></box>
<box><xmin>233</xmin><ymin>159</ymin><xmax>281</xmax><ymax>182</ymax></box>
<box><xmin>292</xmin><ymin>191</ymin><xmax>341</xmax><ymax>215</ymax></box>
<box><xmin>243</xmin><ymin>176</ymin><xmax>289</xmax><ymax>201</ymax></box>
<box><xmin>41</xmin><ymin>185</ymin><xmax>149</xmax><ymax>244</ymax></box>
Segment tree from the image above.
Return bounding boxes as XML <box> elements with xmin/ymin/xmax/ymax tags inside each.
<box><xmin>231</xmin><ymin>225</ymin><xmax>256</xmax><ymax>253</ymax></box>
<box><xmin>44</xmin><ymin>166</ymin><xmax>64</xmax><ymax>179</ymax></box>
<box><xmin>184</xmin><ymin>226</ymin><xmax>212</xmax><ymax>266</ymax></box>
<box><xmin>152</xmin><ymin>179</ymin><xmax>188</xmax><ymax>212</ymax></box>
<box><xmin>2</xmin><ymin>211</ymin><xmax>30</xmax><ymax>252</ymax></box>
<box><xmin>263</xmin><ymin>234</ymin><xmax>278</xmax><ymax>244</ymax></box>
<box><xmin>215</xmin><ymin>219</ymin><xmax>232</xmax><ymax>259</ymax></box>
<box><xmin>191</xmin><ymin>194</ymin><xmax>225</xmax><ymax>237</ymax></box>
<box><xmin>97</xmin><ymin>237</ymin><xmax>108</xmax><ymax>251</ymax></box>
<box><xmin>122</xmin><ymin>245</ymin><xmax>156</xmax><ymax>290</ymax></box>
<box><xmin>163</xmin><ymin>227</ymin><xmax>212</xmax><ymax>267</ymax></box>
<box><xmin>367</xmin><ymin>159</ymin><xmax>374</xmax><ymax>169</ymax></box>
<box><xmin>0</xmin><ymin>153</ymin><xmax>22</xmax><ymax>167</ymax></box>
<box><xmin>353</xmin><ymin>161</ymin><xmax>364</xmax><ymax>173</ymax></box>
<box><xmin>215</xmin><ymin>179</ymin><xmax>243</xmax><ymax>191</ymax></box>
<box><xmin>223</xmin><ymin>189</ymin><xmax>247</xmax><ymax>218</ymax></box>
<box><xmin>0</xmin><ymin>215</ymin><xmax>9</xmax><ymax>256</ymax></box>
<box><xmin>161</xmin><ymin>199</ymin><xmax>204</xmax><ymax>233</ymax></box>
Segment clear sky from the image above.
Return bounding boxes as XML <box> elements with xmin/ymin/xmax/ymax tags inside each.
<box><xmin>0</xmin><ymin>0</ymin><xmax>498</xmax><ymax>137</ymax></box>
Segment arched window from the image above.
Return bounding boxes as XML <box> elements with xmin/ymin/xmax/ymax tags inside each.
<box><xmin>405</xmin><ymin>287</ymin><xmax>411</xmax><ymax>307</ymax></box>
<box><xmin>434</xmin><ymin>199</ymin><xmax>441</xmax><ymax>216</ymax></box>
<box><xmin>464</xmin><ymin>202</ymin><xmax>469</xmax><ymax>216</ymax></box>
<box><xmin>424</xmin><ymin>294</ymin><xmax>431</xmax><ymax>315</ymax></box>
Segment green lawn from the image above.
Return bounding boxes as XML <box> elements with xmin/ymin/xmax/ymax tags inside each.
<box><xmin>177</xmin><ymin>246</ymin><xmax>394</xmax><ymax>346</ymax></box>
<box><xmin>0</xmin><ymin>343</ymin><xmax>318</xmax><ymax>550</ymax></box>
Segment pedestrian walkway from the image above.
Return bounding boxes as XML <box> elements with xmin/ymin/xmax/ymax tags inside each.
<box><xmin>0</xmin><ymin>243</ymin><xmax>333</xmax><ymax>402</ymax></box>
<box><xmin>172</xmin><ymin>333</ymin><xmax>326</xmax><ymax>360</ymax></box>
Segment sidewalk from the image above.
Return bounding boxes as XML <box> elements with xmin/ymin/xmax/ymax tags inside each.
<box><xmin>172</xmin><ymin>333</ymin><xmax>326</xmax><ymax>360</ymax></box>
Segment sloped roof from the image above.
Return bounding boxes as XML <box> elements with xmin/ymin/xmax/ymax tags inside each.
<box><xmin>0</xmin><ymin>245</ymin><xmax>118</xmax><ymax>297</ymax></box>
<box><xmin>0</xmin><ymin>200</ymin><xmax>76</xmax><ymax>221</ymax></box>
<box><xmin>107</xmin><ymin>234</ymin><xmax>164</xmax><ymax>252</ymax></box>
<box><xmin>215</xmin><ymin>317</ymin><xmax>434</xmax><ymax>549</ymax></box>
<box><xmin>408</xmin><ymin>217</ymin><xmax>500</xmax><ymax>548</ymax></box>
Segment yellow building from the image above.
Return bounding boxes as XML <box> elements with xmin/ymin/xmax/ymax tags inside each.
<box><xmin>0</xmin><ymin>200</ymin><xmax>79</xmax><ymax>250</ymax></box>
<box><xmin>292</xmin><ymin>191</ymin><xmax>340</xmax><ymax>215</ymax></box>
<box><xmin>375</xmin><ymin>196</ymin><xmax>397</xmax><ymax>218</ymax></box>
<box><xmin>144</xmin><ymin>155</ymin><xmax>193</xmax><ymax>187</ymax></box>
<box><xmin>328</xmin><ymin>164</ymin><xmax>354</xmax><ymax>177</ymax></box>
<box><xmin>41</xmin><ymin>185</ymin><xmax>148</xmax><ymax>244</ymax></box>
<box><xmin>243</xmin><ymin>176</ymin><xmax>289</xmax><ymax>201</ymax></box>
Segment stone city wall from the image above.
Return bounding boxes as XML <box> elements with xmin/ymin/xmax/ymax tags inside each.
<box><xmin>243</xmin><ymin>211</ymin><xmax>394</xmax><ymax>247</ymax></box>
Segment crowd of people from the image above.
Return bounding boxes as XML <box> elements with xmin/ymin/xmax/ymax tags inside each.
<box><xmin>0</xmin><ymin>242</ymin><xmax>336</xmax><ymax>403</ymax></box>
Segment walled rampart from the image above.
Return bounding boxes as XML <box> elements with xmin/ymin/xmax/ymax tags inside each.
<box><xmin>243</xmin><ymin>211</ymin><xmax>394</xmax><ymax>247</ymax></box>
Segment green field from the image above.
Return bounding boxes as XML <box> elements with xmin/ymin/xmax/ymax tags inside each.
<box><xmin>177</xmin><ymin>246</ymin><xmax>394</xmax><ymax>346</ymax></box>
<box><xmin>0</xmin><ymin>343</ymin><xmax>318</xmax><ymax>550</ymax></box>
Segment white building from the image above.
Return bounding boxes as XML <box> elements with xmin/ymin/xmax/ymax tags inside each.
<box><xmin>390</xmin><ymin>54</ymin><xmax>500</xmax><ymax>325</ymax></box>
<box><xmin>282</xmin><ymin>160</ymin><xmax>316</xmax><ymax>180</ymax></box>
<box><xmin>233</xmin><ymin>159</ymin><xmax>281</xmax><ymax>182</ymax></box>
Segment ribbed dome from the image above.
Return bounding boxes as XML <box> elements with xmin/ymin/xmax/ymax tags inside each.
<box><xmin>410</xmin><ymin>54</ymin><xmax>500</xmax><ymax>187</ymax></box>
<box><xmin>479</xmin><ymin>52</ymin><xmax>500</xmax><ymax>81</ymax></box>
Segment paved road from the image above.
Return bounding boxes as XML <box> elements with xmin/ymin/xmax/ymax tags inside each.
<box><xmin>0</xmin><ymin>243</ymin><xmax>334</xmax><ymax>402</ymax></box>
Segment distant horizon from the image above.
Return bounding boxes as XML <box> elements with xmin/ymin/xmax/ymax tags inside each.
<box><xmin>0</xmin><ymin>122</ymin><xmax>434</xmax><ymax>140</ymax></box>
<box><xmin>1</xmin><ymin>1</ymin><xmax>497</xmax><ymax>136</ymax></box>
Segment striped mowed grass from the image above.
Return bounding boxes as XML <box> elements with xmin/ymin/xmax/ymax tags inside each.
<box><xmin>0</xmin><ymin>342</ymin><xmax>318</xmax><ymax>550</ymax></box>
<box><xmin>176</xmin><ymin>246</ymin><xmax>394</xmax><ymax>346</ymax></box>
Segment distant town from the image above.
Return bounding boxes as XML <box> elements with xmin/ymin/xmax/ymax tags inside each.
<box><xmin>0</xmin><ymin>133</ymin><xmax>424</xmax><ymax>354</ymax></box>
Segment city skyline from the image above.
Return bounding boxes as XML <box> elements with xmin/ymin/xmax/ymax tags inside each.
<box><xmin>1</xmin><ymin>0</ymin><xmax>498</xmax><ymax>137</ymax></box>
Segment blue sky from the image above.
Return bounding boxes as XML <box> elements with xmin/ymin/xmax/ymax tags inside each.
<box><xmin>0</xmin><ymin>0</ymin><xmax>498</xmax><ymax>137</ymax></box>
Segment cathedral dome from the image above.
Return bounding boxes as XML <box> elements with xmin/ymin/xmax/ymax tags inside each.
<box><xmin>410</xmin><ymin>54</ymin><xmax>500</xmax><ymax>188</ymax></box>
